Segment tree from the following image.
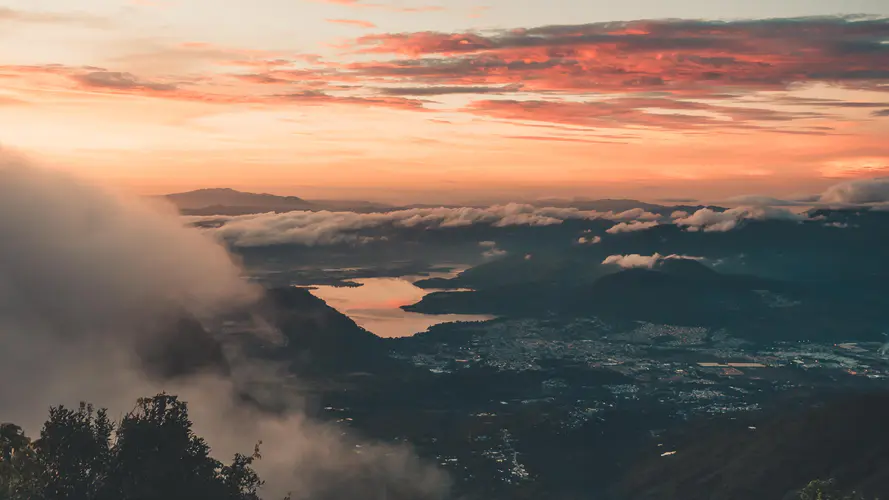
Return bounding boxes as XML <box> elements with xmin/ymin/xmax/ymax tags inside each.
<box><xmin>218</xmin><ymin>445</ymin><xmax>264</xmax><ymax>500</ymax></box>
<box><xmin>799</xmin><ymin>479</ymin><xmax>868</xmax><ymax>500</ymax></box>
<box><xmin>1</xmin><ymin>424</ymin><xmax>30</xmax><ymax>462</ymax></box>
<box><xmin>0</xmin><ymin>394</ymin><xmax>269</xmax><ymax>500</ymax></box>
<box><xmin>31</xmin><ymin>403</ymin><xmax>113</xmax><ymax>500</ymax></box>
<box><xmin>1</xmin><ymin>423</ymin><xmax>36</xmax><ymax>499</ymax></box>
<box><xmin>105</xmin><ymin>394</ymin><xmax>225</xmax><ymax>500</ymax></box>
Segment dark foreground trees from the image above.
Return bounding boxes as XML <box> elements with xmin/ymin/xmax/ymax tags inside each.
<box><xmin>0</xmin><ymin>394</ymin><xmax>269</xmax><ymax>500</ymax></box>
<box><xmin>5</xmin><ymin>395</ymin><xmax>874</xmax><ymax>500</ymax></box>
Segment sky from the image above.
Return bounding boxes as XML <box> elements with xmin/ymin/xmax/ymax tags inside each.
<box><xmin>1</xmin><ymin>0</ymin><xmax>888</xmax><ymax>203</ymax></box>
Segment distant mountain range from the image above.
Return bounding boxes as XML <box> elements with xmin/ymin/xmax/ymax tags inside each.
<box><xmin>162</xmin><ymin>188</ymin><xmax>700</xmax><ymax>216</ymax></box>
<box><xmin>165</xmin><ymin>188</ymin><xmax>314</xmax><ymax>210</ymax></box>
<box><xmin>162</xmin><ymin>188</ymin><xmax>395</xmax><ymax>215</ymax></box>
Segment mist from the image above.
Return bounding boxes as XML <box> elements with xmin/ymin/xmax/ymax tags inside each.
<box><xmin>0</xmin><ymin>152</ymin><xmax>449</xmax><ymax>500</ymax></box>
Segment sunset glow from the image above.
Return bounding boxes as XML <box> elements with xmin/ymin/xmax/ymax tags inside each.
<box><xmin>2</xmin><ymin>0</ymin><xmax>888</xmax><ymax>202</ymax></box>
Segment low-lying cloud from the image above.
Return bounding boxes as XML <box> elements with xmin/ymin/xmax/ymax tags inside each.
<box><xmin>819</xmin><ymin>177</ymin><xmax>889</xmax><ymax>205</ymax></box>
<box><xmin>602</xmin><ymin>253</ymin><xmax>703</xmax><ymax>269</ymax></box>
<box><xmin>577</xmin><ymin>235</ymin><xmax>602</xmax><ymax>245</ymax></box>
<box><xmin>673</xmin><ymin>206</ymin><xmax>805</xmax><ymax>232</ymax></box>
<box><xmin>479</xmin><ymin>240</ymin><xmax>507</xmax><ymax>258</ymax></box>
<box><xmin>606</xmin><ymin>220</ymin><xmax>659</xmax><ymax>234</ymax></box>
<box><xmin>0</xmin><ymin>153</ymin><xmax>448</xmax><ymax>500</ymax></box>
<box><xmin>606</xmin><ymin>208</ymin><xmax>660</xmax><ymax>222</ymax></box>
<box><xmin>191</xmin><ymin>204</ymin><xmax>666</xmax><ymax>247</ymax></box>
<box><xmin>717</xmin><ymin>177</ymin><xmax>889</xmax><ymax>209</ymax></box>
<box><xmin>186</xmin><ymin>200</ymin><xmax>821</xmax><ymax>246</ymax></box>
<box><xmin>482</xmin><ymin>247</ymin><xmax>508</xmax><ymax>258</ymax></box>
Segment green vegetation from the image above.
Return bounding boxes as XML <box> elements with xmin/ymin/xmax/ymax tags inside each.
<box><xmin>0</xmin><ymin>394</ymin><xmax>278</xmax><ymax>500</ymax></box>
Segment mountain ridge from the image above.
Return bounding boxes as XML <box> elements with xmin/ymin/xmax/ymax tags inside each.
<box><xmin>163</xmin><ymin>187</ymin><xmax>315</xmax><ymax>211</ymax></box>
<box><xmin>162</xmin><ymin>188</ymin><xmax>701</xmax><ymax>217</ymax></box>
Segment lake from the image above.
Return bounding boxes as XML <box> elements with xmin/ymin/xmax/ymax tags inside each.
<box><xmin>309</xmin><ymin>276</ymin><xmax>494</xmax><ymax>338</ymax></box>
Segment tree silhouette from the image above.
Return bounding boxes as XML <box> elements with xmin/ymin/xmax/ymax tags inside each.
<box><xmin>31</xmin><ymin>403</ymin><xmax>113</xmax><ymax>500</ymax></box>
<box><xmin>106</xmin><ymin>394</ymin><xmax>227</xmax><ymax>500</ymax></box>
<box><xmin>1</xmin><ymin>423</ymin><xmax>36</xmax><ymax>499</ymax></box>
<box><xmin>0</xmin><ymin>394</ymin><xmax>268</xmax><ymax>500</ymax></box>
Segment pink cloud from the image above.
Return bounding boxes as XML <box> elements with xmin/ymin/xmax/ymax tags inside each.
<box><xmin>326</xmin><ymin>18</ymin><xmax>377</xmax><ymax>29</ymax></box>
<box><xmin>347</xmin><ymin>17</ymin><xmax>889</xmax><ymax>95</ymax></box>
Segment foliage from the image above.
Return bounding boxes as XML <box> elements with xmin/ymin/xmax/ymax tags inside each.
<box><xmin>0</xmin><ymin>394</ymin><xmax>271</xmax><ymax>500</ymax></box>
<box><xmin>1</xmin><ymin>423</ymin><xmax>36</xmax><ymax>500</ymax></box>
<box><xmin>32</xmin><ymin>403</ymin><xmax>113</xmax><ymax>500</ymax></box>
<box><xmin>799</xmin><ymin>479</ymin><xmax>869</xmax><ymax>500</ymax></box>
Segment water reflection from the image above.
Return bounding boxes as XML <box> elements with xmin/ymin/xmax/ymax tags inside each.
<box><xmin>309</xmin><ymin>277</ymin><xmax>494</xmax><ymax>338</ymax></box>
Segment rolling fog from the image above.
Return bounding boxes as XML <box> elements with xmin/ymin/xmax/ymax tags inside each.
<box><xmin>0</xmin><ymin>151</ymin><xmax>449</xmax><ymax>500</ymax></box>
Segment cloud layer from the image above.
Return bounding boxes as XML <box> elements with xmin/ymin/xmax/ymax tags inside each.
<box><xmin>5</xmin><ymin>16</ymin><xmax>887</xmax><ymax>139</ymax></box>
<box><xmin>191</xmin><ymin>204</ymin><xmax>669</xmax><ymax>247</ymax></box>
<box><xmin>188</xmin><ymin>200</ymin><xmax>830</xmax><ymax>247</ymax></box>
<box><xmin>351</xmin><ymin>16</ymin><xmax>889</xmax><ymax>96</ymax></box>
<box><xmin>183</xmin><ymin>199</ymin><xmax>831</xmax><ymax>247</ymax></box>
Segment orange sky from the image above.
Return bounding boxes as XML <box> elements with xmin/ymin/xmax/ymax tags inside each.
<box><xmin>1</xmin><ymin>2</ymin><xmax>888</xmax><ymax>203</ymax></box>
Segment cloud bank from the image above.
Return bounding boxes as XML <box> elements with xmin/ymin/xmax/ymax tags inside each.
<box><xmin>818</xmin><ymin>177</ymin><xmax>889</xmax><ymax>205</ymax></box>
<box><xmin>191</xmin><ymin>204</ymin><xmax>666</xmax><ymax>247</ymax></box>
<box><xmin>186</xmin><ymin>199</ymin><xmax>823</xmax><ymax>247</ymax></box>
<box><xmin>0</xmin><ymin>153</ymin><xmax>447</xmax><ymax>500</ymax></box>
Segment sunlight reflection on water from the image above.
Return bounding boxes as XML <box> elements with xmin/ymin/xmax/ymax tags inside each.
<box><xmin>309</xmin><ymin>274</ymin><xmax>494</xmax><ymax>338</ymax></box>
